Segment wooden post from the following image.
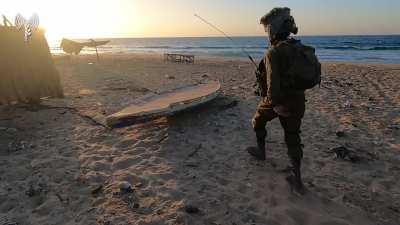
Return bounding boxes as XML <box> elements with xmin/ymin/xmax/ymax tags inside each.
<box><xmin>89</xmin><ymin>39</ymin><xmax>100</xmax><ymax>62</ymax></box>
<box><xmin>2</xmin><ymin>15</ymin><xmax>10</xmax><ymax>26</ymax></box>
<box><xmin>95</xmin><ymin>45</ymin><xmax>99</xmax><ymax>62</ymax></box>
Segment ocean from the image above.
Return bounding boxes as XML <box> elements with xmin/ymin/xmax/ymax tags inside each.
<box><xmin>49</xmin><ymin>35</ymin><xmax>400</xmax><ymax>64</ymax></box>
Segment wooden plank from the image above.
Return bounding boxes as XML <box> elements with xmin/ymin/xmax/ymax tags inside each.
<box><xmin>106</xmin><ymin>81</ymin><xmax>221</xmax><ymax>127</ymax></box>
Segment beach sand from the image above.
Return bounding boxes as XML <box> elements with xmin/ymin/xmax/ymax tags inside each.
<box><xmin>1</xmin><ymin>53</ymin><xmax>399</xmax><ymax>225</ymax></box>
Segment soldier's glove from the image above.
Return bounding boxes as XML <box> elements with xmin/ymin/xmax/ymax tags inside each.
<box><xmin>253</xmin><ymin>82</ymin><xmax>261</xmax><ymax>96</ymax></box>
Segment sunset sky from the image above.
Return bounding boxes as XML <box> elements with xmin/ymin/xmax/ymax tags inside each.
<box><xmin>2</xmin><ymin>0</ymin><xmax>400</xmax><ymax>40</ymax></box>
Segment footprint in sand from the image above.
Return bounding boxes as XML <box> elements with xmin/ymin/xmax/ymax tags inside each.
<box><xmin>114</xmin><ymin>139</ymin><xmax>138</xmax><ymax>149</ymax></box>
<box><xmin>269</xmin><ymin>195</ymin><xmax>279</xmax><ymax>207</ymax></box>
<box><xmin>319</xmin><ymin>221</ymin><xmax>349</xmax><ymax>225</ymax></box>
<box><xmin>264</xmin><ymin>218</ymin><xmax>282</xmax><ymax>225</ymax></box>
<box><xmin>133</xmin><ymin>140</ymin><xmax>157</xmax><ymax>148</ymax></box>
<box><xmin>112</xmin><ymin>156</ymin><xmax>143</xmax><ymax>170</ymax></box>
<box><xmin>286</xmin><ymin>208</ymin><xmax>310</xmax><ymax>225</ymax></box>
<box><xmin>88</xmin><ymin>160</ymin><xmax>111</xmax><ymax>172</ymax></box>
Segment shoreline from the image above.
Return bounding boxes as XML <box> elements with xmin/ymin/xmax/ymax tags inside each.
<box><xmin>48</xmin><ymin>34</ymin><xmax>400</xmax><ymax>40</ymax></box>
<box><xmin>52</xmin><ymin>52</ymin><xmax>400</xmax><ymax>66</ymax></box>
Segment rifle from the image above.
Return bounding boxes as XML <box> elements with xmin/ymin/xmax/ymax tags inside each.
<box><xmin>194</xmin><ymin>14</ymin><xmax>265</xmax><ymax>96</ymax></box>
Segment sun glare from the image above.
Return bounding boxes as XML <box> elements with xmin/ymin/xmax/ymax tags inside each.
<box><xmin>2</xmin><ymin>1</ymin><xmax>399</xmax><ymax>41</ymax></box>
<box><xmin>2</xmin><ymin>0</ymin><xmax>139</xmax><ymax>42</ymax></box>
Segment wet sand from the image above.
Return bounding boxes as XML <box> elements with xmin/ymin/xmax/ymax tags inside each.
<box><xmin>1</xmin><ymin>53</ymin><xmax>399</xmax><ymax>225</ymax></box>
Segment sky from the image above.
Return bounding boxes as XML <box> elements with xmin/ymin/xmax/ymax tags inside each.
<box><xmin>1</xmin><ymin>0</ymin><xmax>400</xmax><ymax>40</ymax></box>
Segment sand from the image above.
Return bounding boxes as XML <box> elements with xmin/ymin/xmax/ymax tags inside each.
<box><xmin>1</xmin><ymin>53</ymin><xmax>399</xmax><ymax>225</ymax></box>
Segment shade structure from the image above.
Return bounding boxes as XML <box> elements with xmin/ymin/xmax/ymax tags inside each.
<box><xmin>0</xmin><ymin>26</ymin><xmax>63</xmax><ymax>104</ymax></box>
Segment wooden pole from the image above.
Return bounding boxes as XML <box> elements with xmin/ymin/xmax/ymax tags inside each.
<box><xmin>2</xmin><ymin>15</ymin><xmax>12</xmax><ymax>26</ymax></box>
<box><xmin>95</xmin><ymin>46</ymin><xmax>99</xmax><ymax>62</ymax></box>
<box><xmin>90</xmin><ymin>39</ymin><xmax>100</xmax><ymax>62</ymax></box>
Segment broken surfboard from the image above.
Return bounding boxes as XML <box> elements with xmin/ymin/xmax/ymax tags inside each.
<box><xmin>106</xmin><ymin>81</ymin><xmax>221</xmax><ymax>127</ymax></box>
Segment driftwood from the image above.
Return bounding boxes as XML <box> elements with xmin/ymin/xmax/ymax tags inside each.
<box><xmin>16</xmin><ymin>104</ymin><xmax>109</xmax><ymax>128</ymax></box>
<box><xmin>0</xmin><ymin>26</ymin><xmax>64</xmax><ymax>105</ymax></box>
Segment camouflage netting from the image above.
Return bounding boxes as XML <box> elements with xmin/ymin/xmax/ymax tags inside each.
<box><xmin>0</xmin><ymin>26</ymin><xmax>64</xmax><ymax>104</ymax></box>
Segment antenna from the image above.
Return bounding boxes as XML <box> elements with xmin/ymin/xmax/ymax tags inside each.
<box><xmin>194</xmin><ymin>14</ymin><xmax>258</xmax><ymax>69</ymax></box>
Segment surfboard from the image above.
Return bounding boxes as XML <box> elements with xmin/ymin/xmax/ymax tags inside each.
<box><xmin>106</xmin><ymin>81</ymin><xmax>221</xmax><ymax>127</ymax></box>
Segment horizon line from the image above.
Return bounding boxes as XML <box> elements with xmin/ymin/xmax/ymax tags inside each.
<box><xmin>54</xmin><ymin>33</ymin><xmax>400</xmax><ymax>40</ymax></box>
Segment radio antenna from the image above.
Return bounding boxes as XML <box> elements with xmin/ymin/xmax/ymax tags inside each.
<box><xmin>194</xmin><ymin>13</ymin><xmax>258</xmax><ymax>69</ymax></box>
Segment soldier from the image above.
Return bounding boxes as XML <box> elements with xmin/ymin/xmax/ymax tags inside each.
<box><xmin>246</xmin><ymin>7</ymin><xmax>307</xmax><ymax>194</ymax></box>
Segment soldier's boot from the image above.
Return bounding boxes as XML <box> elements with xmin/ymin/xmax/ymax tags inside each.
<box><xmin>246</xmin><ymin>130</ymin><xmax>266</xmax><ymax>161</ymax></box>
<box><xmin>286</xmin><ymin>157</ymin><xmax>306</xmax><ymax>195</ymax></box>
<box><xmin>247</xmin><ymin>137</ymin><xmax>266</xmax><ymax>161</ymax></box>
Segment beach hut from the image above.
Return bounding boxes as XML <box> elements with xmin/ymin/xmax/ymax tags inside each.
<box><xmin>0</xmin><ymin>22</ymin><xmax>64</xmax><ymax>105</ymax></box>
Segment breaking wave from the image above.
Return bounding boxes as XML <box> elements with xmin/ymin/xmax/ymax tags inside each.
<box><xmin>323</xmin><ymin>46</ymin><xmax>400</xmax><ymax>51</ymax></box>
<box><xmin>135</xmin><ymin>46</ymin><xmax>265</xmax><ymax>50</ymax></box>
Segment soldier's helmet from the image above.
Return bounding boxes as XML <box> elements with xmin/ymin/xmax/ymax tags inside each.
<box><xmin>260</xmin><ymin>7</ymin><xmax>298</xmax><ymax>36</ymax></box>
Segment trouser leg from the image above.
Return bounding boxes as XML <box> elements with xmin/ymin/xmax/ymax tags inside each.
<box><xmin>248</xmin><ymin>101</ymin><xmax>277</xmax><ymax>160</ymax></box>
<box><xmin>279</xmin><ymin>116</ymin><xmax>305</xmax><ymax>194</ymax></box>
<box><xmin>279</xmin><ymin>116</ymin><xmax>303</xmax><ymax>161</ymax></box>
<box><xmin>248</xmin><ymin>114</ymin><xmax>267</xmax><ymax>160</ymax></box>
<box><xmin>252</xmin><ymin>103</ymin><xmax>278</xmax><ymax>138</ymax></box>
<box><xmin>255</xmin><ymin>129</ymin><xmax>266</xmax><ymax>155</ymax></box>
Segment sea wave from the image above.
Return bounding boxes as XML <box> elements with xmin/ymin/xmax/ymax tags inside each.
<box><xmin>135</xmin><ymin>45</ymin><xmax>400</xmax><ymax>51</ymax></box>
<box><xmin>323</xmin><ymin>46</ymin><xmax>400</xmax><ymax>51</ymax></box>
<box><xmin>133</xmin><ymin>46</ymin><xmax>265</xmax><ymax>50</ymax></box>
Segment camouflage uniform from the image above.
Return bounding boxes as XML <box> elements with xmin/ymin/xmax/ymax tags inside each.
<box><xmin>248</xmin><ymin>7</ymin><xmax>307</xmax><ymax>193</ymax></box>
<box><xmin>252</xmin><ymin>39</ymin><xmax>306</xmax><ymax>162</ymax></box>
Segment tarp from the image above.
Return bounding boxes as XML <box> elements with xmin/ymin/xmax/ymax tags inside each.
<box><xmin>60</xmin><ymin>38</ymin><xmax>84</xmax><ymax>55</ymax></box>
<box><xmin>0</xmin><ymin>26</ymin><xmax>64</xmax><ymax>104</ymax></box>
<box><xmin>60</xmin><ymin>38</ymin><xmax>110</xmax><ymax>54</ymax></box>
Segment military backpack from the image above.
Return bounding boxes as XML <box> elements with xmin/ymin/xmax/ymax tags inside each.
<box><xmin>285</xmin><ymin>40</ymin><xmax>321</xmax><ymax>90</ymax></box>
